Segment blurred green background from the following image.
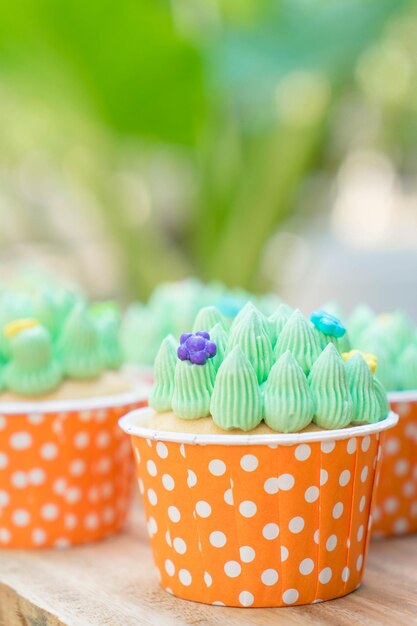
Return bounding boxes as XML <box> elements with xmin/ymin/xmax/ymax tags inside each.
<box><xmin>1</xmin><ymin>0</ymin><xmax>416</xmax><ymax>311</ymax></box>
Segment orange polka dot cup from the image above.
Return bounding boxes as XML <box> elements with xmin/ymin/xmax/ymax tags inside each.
<box><xmin>372</xmin><ymin>392</ymin><xmax>417</xmax><ymax>538</ymax></box>
<box><xmin>120</xmin><ymin>408</ymin><xmax>398</xmax><ymax>608</ymax></box>
<box><xmin>0</xmin><ymin>388</ymin><xmax>149</xmax><ymax>549</ymax></box>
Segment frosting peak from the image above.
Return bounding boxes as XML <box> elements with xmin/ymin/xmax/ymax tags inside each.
<box><xmin>275</xmin><ymin>309</ymin><xmax>320</xmax><ymax>375</ymax></box>
<box><xmin>149</xmin><ymin>335</ymin><xmax>177</xmax><ymax>412</ymax></box>
<box><xmin>57</xmin><ymin>305</ymin><xmax>104</xmax><ymax>379</ymax></box>
<box><xmin>227</xmin><ymin>309</ymin><xmax>273</xmax><ymax>383</ymax></box>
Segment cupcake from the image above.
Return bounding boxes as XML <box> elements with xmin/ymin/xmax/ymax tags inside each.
<box><xmin>348</xmin><ymin>307</ymin><xmax>417</xmax><ymax>537</ymax></box>
<box><xmin>0</xmin><ymin>291</ymin><xmax>149</xmax><ymax>549</ymax></box>
<box><xmin>120</xmin><ymin>305</ymin><xmax>397</xmax><ymax>607</ymax></box>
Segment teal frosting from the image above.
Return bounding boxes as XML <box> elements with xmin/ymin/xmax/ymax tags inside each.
<box><xmin>345</xmin><ymin>352</ymin><xmax>381</xmax><ymax>424</ymax></box>
<box><xmin>275</xmin><ymin>309</ymin><xmax>321</xmax><ymax>375</ymax></box>
<box><xmin>210</xmin><ymin>346</ymin><xmax>262</xmax><ymax>431</ymax></box>
<box><xmin>227</xmin><ymin>309</ymin><xmax>273</xmax><ymax>383</ymax></box>
<box><xmin>57</xmin><ymin>305</ymin><xmax>104</xmax><ymax>379</ymax></box>
<box><xmin>172</xmin><ymin>359</ymin><xmax>215</xmax><ymax>419</ymax></box>
<box><xmin>192</xmin><ymin>306</ymin><xmax>228</xmax><ymax>333</ymax></box>
<box><xmin>397</xmin><ymin>344</ymin><xmax>417</xmax><ymax>391</ymax></box>
<box><xmin>268</xmin><ymin>303</ymin><xmax>292</xmax><ymax>347</ymax></box>
<box><xmin>263</xmin><ymin>351</ymin><xmax>314</xmax><ymax>433</ymax></box>
<box><xmin>5</xmin><ymin>326</ymin><xmax>62</xmax><ymax>396</ymax></box>
<box><xmin>373</xmin><ymin>377</ymin><xmax>390</xmax><ymax>419</ymax></box>
<box><xmin>149</xmin><ymin>335</ymin><xmax>177</xmax><ymax>411</ymax></box>
<box><xmin>338</xmin><ymin>330</ymin><xmax>351</xmax><ymax>354</ymax></box>
<box><xmin>308</xmin><ymin>343</ymin><xmax>354</xmax><ymax>429</ymax></box>
<box><xmin>209</xmin><ymin>323</ymin><xmax>228</xmax><ymax>371</ymax></box>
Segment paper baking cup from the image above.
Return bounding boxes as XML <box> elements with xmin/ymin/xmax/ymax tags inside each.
<box><xmin>0</xmin><ymin>387</ymin><xmax>149</xmax><ymax>549</ymax></box>
<box><xmin>120</xmin><ymin>408</ymin><xmax>398</xmax><ymax>608</ymax></box>
<box><xmin>372</xmin><ymin>391</ymin><xmax>417</xmax><ymax>538</ymax></box>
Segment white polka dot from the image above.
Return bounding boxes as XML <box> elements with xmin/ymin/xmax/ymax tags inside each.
<box><xmin>277</xmin><ymin>473</ymin><xmax>295</xmax><ymax>491</ymax></box>
<box><xmin>339</xmin><ymin>470</ymin><xmax>351</xmax><ymax>487</ymax></box>
<box><xmin>359</xmin><ymin>495</ymin><xmax>367</xmax><ymax>512</ymax></box>
<box><xmin>319</xmin><ymin>567</ymin><xmax>332</xmax><ymax>584</ymax></box>
<box><xmin>13</xmin><ymin>509</ymin><xmax>30</xmax><ymax>527</ymax></box>
<box><xmin>10</xmin><ymin>432</ymin><xmax>32</xmax><ymax>450</ymax></box>
<box><xmin>361</xmin><ymin>436</ymin><xmax>371</xmax><ymax>452</ymax></box>
<box><xmin>204</xmin><ymin>571</ymin><xmax>212</xmax><ymax>587</ymax></box>
<box><xmin>96</xmin><ymin>431</ymin><xmax>110</xmax><ymax>448</ymax></box>
<box><xmin>261</xmin><ymin>568</ymin><xmax>279</xmax><ymax>585</ymax></box>
<box><xmin>195</xmin><ymin>501</ymin><xmax>211</xmax><ymax>518</ymax></box>
<box><xmin>146</xmin><ymin>460</ymin><xmax>157</xmax><ymax>476</ymax></box>
<box><xmin>403</xmin><ymin>481</ymin><xmax>415</xmax><ymax>497</ymax></box>
<box><xmin>147</xmin><ymin>517</ymin><xmax>158</xmax><ymax>536</ymax></box>
<box><xmin>281</xmin><ymin>545</ymin><xmax>289</xmax><ymax>561</ymax></box>
<box><xmin>66</xmin><ymin>487</ymin><xmax>81</xmax><ymax>504</ymax></box>
<box><xmin>313</xmin><ymin>529</ymin><xmax>320</xmax><ymax>544</ymax></box>
<box><xmin>0</xmin><ymin>528</ymin><xmax>10</xmax><ymax>544</ymax></box>
<box><xmin>393</xmin><ymin>518</ymin><xmax>409</xmax><ymax>534</ymax></box>
<box><xmin>41</xmin><ymin>443</ymin><xmax>58</xmax><ymax>460</ymax></box>
<box><xmin>138</xmin><ymin>478</ymin><xmax>144</xmax><ymax>495</ymax></box>
<box><xmin>341</xmin><ymin>566</ymin><xmax>350</xmax><ymax>582</ymax></box>
<box><xmin>0</xmin><ymin>490</ymin><xmax>10</xmax><ymax>507</ymax></box>
<box><xmin>0</xmin><ymin>453</ymin><xmax>8</xmax><ymax>469</ymax></box>
<box><xmin>264</xmin><ymin>477</ymin><xmax>279</xmax><ymax>494</ymax></box>
<box><xmin>385</xmin><ymin>437</ymin><xmax>400</xmax><ymax>455</ymax></box>
<box><xmin>239</xmin><ymin>591</ymin><xmax>254</xmax><ymax>607</ymax></box>
<box><xmin>326</xmin><ymin>534</ymin><xmax>337</xmax><ymax>551</ymax></box>
<box><xmin>295</xmin><ymin>444</ymin><xmax>311</xmax><ymax>461</ymax></box>
<box><xmin>289</xmin><ymin>516</ymin><xmax>304</xmax><ymax>534</ymax></box>
<box><xmin>394</xmin><ymin>459</ymin><xmax>409</xmax><ymax>476</ymax></box>
<box><xmin>333</xmin><ymin>502</ymin><xmax>344</xmax><ymax>519</ymax></box>
<box><xmin>240</xmin><ymin>546</ymin><xmax>255</xmax><ymax>563</ymax></box>
<box><xmin>74</xmin><ymin>432</ymin><xmax>90</xmax><ymax>449</ymax></box>
<box><xmin>299</xmin><ymin>558</ymin><xmax>314</xmax><ymax>575</ymax></box>
<box><xmin>28</xmin><ymin>468</ymin><xmax>46</xmax><ymax>486</ymax></box>
<box><xmin>305</xmin><ymin>486</ymin><xmax>319</xmax><ymax>503</ymax></box>
<box><xmin>212</xmin><ymin>601</ymin><xmax>225</xmax><ymax>606</ymax></box>
<box><xmin>224</xmin><ymin>488</ymin><xmax>234</xmax><ymax>505</ymax></box>
<box><xmin>356</xmin><ymin>554</ymin><xmax>363</xmax><ymax>571</ymax></box>
<box><xmin>162</xmin><ymin>474</ymin><xmax>175</xmax><ymax>491</ymax></box>
<box><xmin>320</xmin><ymin>469</ymin><xmax>328</xmax><ymax>485</ymax></box>
<box><xmin>357</xmin><ymin>525</ymin><xmax>364</xmax><ymax>541</ymax></box>
<box><xmin>240</xmin><ymin>454</ymin><xmax>258</xmax><ymax>472</ymax></box>
<box><xmin>282</xmin><ymin>589</ymin><xmax>299</xmax><ymax>604</ymax></box>
<box><xmin>64</xmin><ymin>514</ymin><xmax>78</xmax><ymax>530</ymax></box>
<box><xmin>147</xmin><ymin>489</ymin><xmax>158</xmax><ymax>506</ymax></box>
<box><xmin>0</xmin><ymin>416</ymin><xmax>6</xmax><ymax>430</ymax></box>
<box><xmin>239</xmin><ymin>500</ymin><xmax>257</xmax><ymax>518</ymax></box>
<box><xmin>209</xmin><ymin>531</ymin><xmax>226</xmax><ymax>548</ymax></box>
<box><xmin>173</xmin><ymin>537</ymin><xmax>187</xmax><ymax>554</ymax></box>
<box><xmin>32</xmin><ymin>528</ymin><xmax>47</xmax><ymax>545</ymax></box>
<box><xmin>321</xmin><ymin>441</ymin><xmax>335</xmax><ymax>454</ymax></box>
<box><xmin>224</xmin><ymin>561</ymin><xmax>241</xmax><ymax>578</ymax></box>
<box><xmin>347</xmin><ymin>438</ymin><xmax>357</xmax><ymax>454</ymax></box>
<box><xmin>209</xmin><ymin>459</ymin><xmax>226</xmax><ymax>476</ymax></box>
<box><xmin>187</xmin><ymin>469</ymin><xmax>197</xmax><ymax>487</ymax></box>
<box><xmin>70</xmin><ymin>459</ymin><xmax>86</xmax><ymax>477</ymax></box>
<box><xmin>263</xmin><ymin>523</ymin><xmax>279</xmax><ymax>540</ymax></box>
<box><xmin>179</xmin><ymin>444</ymin><xmax>186</xmax><ymax>458</ymax></box>
<box><xmin>41</xmin><ymin>503</ymin><xmax>59</xmax><ymax>521</ymax></box>
<box><xmin>156</xmin><ymin>442</ymin><xmax>168</xmax><ymax>458</ymax></box>
<box><xmin>178</xmin><ymin>569</ymin><xmax>192</xmax><ymax>586</ymax></box>
<box><xmin>12</xmin><ymin>471</ymin><xmax>28</xmax><ymax>489</ymax></box>
<box><xmin>27</xmin><ymin>413</ymin><xmax>44</xmax><ymax>424</ymax></box>
<box><xmin>85</xmin><ymin>513</ymin><xmax>99</xmax><ymax>530</ymax></box>
<box><xmin>361</xmin><ymin>466</ymin><xmax>369</xmax><ymax>483</ymax></box>
<box><xmin>168</xmin><ymin>506</ymin><xmax>180</xmax><ymax>523</ymax></box>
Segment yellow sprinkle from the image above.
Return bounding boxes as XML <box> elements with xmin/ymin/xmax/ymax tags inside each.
<box><xmin>4</xmin><ymin>318</ymin><xmax>40</xmax><ymax>339</ymax></box>
<box><xmin>342</xmin><ymin>350</ymin><xmax>378</xmax><ymax>374</ymax></box>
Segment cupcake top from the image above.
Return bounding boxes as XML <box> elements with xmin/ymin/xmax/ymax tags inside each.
<box><xmin>149</xmin><ymin>304</ymin><xmax>389</xmax><ymax>433</ymax></box>
<box><xmin>0</xmin><ymin>287</ymin><xmax>129</xmax><ymax>399</ymax></box>
<box><xmin>348</xmin><ymin>306</ymin><xmax>417</xmax><ymax>391</ymax></box>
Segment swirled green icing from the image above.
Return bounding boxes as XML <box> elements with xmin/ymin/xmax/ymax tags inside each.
<box><xmin>312</xmin><ymin>326</ymin><xmax>339</xmax><ymax>352</ymax></box>
<box><xmin>172</xmin><ymin>359</ymin><xmax>215</xmax><ymax>419</ymax></box>
<box><xmin>397</xmin><ymin>344</ymin><xmax>417</xmax><ymax>391</ymax></box>
<box><xmin>192</xmin><ymin>306</ymin><xmax>228</xmax><ymax>333</ymax></box>
<box><xmin>356</xmin><ymin>327</ymin><xmax>396</xmax><ymax>390</ymax></box>
<box><xmin>57</xmin><ymin>305</ymin><xmax>104</xmax><ymax>379</ymax></box>
<box><xmin>345</xmin><ymin>352</ymin><xmax>381</xmax><ymax>424</ymax></box>
<box><xmin>210</xmin><ymin>346</ymin><xmax>262</xmax><ymax>431</ymax></box>
<box><xmin>268</xmin><ymin>303</ymin><xmax>292</xmax><ymax>347</ymax></box>
<box><xmin>33</xmin><ymin>289</ymin><xmax>77</xmax><ymax>339</ymax></box>
<box><xmin>381</xmin><ymin>311</ymin><xmax>415</xmax><ymax>356</ymax></box>
<box><xmin>264</xmin><ymin>351</ymin><xmax>314</xmax><ymax>432</ymax></box>
<box><xmin>373</xmin><ymin>377</ymin><xmax>390</xmax><ymax>420</ymax></box>
<box><xmin>275</xmin><ymin>309</ymin><xmax>321</xmax><ymax>375</ymax></box>
<box><xmin>338</xmin><ymin>330</ymin><xmax>351</xmax><ymax>354</ymax></box>
<box><xmin>209</xmin><ymin>323</ymin><xmax>228</xmax><ymax>371</ymax></box>
<box><xmin>93</xmin><ymin>309</ymin><xmax>122</xmax><ymax>370</ymax></box>
<box><xmin>120</xmin><ymin>303</ymin><xmax>162</xmax><ymax>366</ymax></box>
<box><xmin>149</xmin><ymin>335</ymin><xmax>177</xmax><ymax>411</ymax></box>
<box><xmin>5</xmin><ymin>325</ymin><xmax>62</xmax><ymax>395</ymax></box>
<box><xmin>230</xmin><ymin>301</ymin><xmax>271</xmax><ymax>339</ymax></box>
<box><xmin>227</xmin><ymin>309</ymin><xmax>273</xmax><ymax>383</ymax></box>
<box><xmin>308</xmin><ymin>343</ymin><xmax>353</xmax><ymax>429</ymax></box>
<box><xmin>348</xmin><ymin>305</ymin><xmax>375</xmax><ymax>344</ymax></box>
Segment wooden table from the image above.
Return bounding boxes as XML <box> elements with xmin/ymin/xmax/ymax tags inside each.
<box><xmin>1</xmin><ymin>502</ymin><xmax>416</xmax><ymax>626</ymax></box>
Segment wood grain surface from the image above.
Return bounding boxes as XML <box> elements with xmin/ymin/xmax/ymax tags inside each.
<box><xmin>1</xmin><ymin>502</ymin><xmax>416</xmax><ymax>626</ymax></box>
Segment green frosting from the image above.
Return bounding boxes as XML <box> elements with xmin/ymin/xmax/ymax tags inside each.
<box><xmin>94</xmin><ymin>311</ymin><xmax>123</xmax><ymax>370</ymax></box>
<box><xmin>121</xmin><ymin>303</ymin><xmax>163</xmax><ymax>366</ymax></box>
<box><xmin>312</xmin><ymin>326</ymin><xmax>339</xmax><ymax>352</ymax></box>
<box><xmin>348</xmin><ymin>305</ymin><xmax>375</xmax><ymax>344</ymax></box>
<box><xmin>308</xmin><ymin>343</ymin><xmax>354</xmax><ymax>429</ymax></box>
<box><xmin>210</xmin><ymin>346</ymin><xmax>262</xmax><ymax>431</ymax></box>
<box><xmin>356</xmin><ymin>327</ymin><xmax>396</xmax><ymax>390</ymax></box>
<box><xmin>230</xmin><ymin>301</ymin><xmax>271</xmax><ymax>339</ymax></box>
<box><xmin>345</xmin><ymin>353</ymin><xmax>381</xmax><ymax>424</ymax></box>
<box><xmin>268</xmin><ymin>303</ymin><xmax>292</xmax><ymax>347</ymax></box>
<box><xmin>383</xmin><ymin>311</ymin><xmax>415</xmax><ymax>356</ymax></box>
<box><xmin>32</xmin><ymin>289</ymin><xmax>77</xmax><ymax>339</ymax></box>
<box><xmin>192</xmin><ymin>306</ymin><xmax>228</xmax><ymax>333</ymax></box>
<box><xmin>172</xmin><ymin>359</ymin><xmax>215</xmax><ymax>419</ymax></box>
<box><xmin>149</xmin><ymin>335</ymin><xmax>177</xmax><ymax>411</ymax></box>
<box><xmin>227</xmin><ymin>309</ymin><xmax>273</xmax><ymax>383</ymax></box>
<box><xmin>263</xmin><ymin>351</ymin><xmax>314</xmax><ymax>433</ymax></box>
<box><xmin>275</xmin><ymin>309</ymin><xmax>321</xmax><ymax>375</ymax></box>
<box><xmin>338</xmin><ymin>330</ymin><xmax>351</xmax><ymax>354</ymax></box>
<box><xmin>373</xmin><ymin>377</ymin><xmax>390</xmax><ymax>419</ymax></box>
<box><xmin>5</xmin><ymin>326</ymin><xmax>62</xmax><ymax>396</ymax></box>
<box><xmin>57</xmin><ymin>306</ymin><xmax>104</xmax><ymax>379</ymax></box>
<box><xmin>209</xmin><ymin>323</ymin><xmax>228</xmax><ymax>371</ymax></box>
<box><xmin>397</xmin><ymin>344</ymin><xmax>417</xmax><ymax>391</ymax></box>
